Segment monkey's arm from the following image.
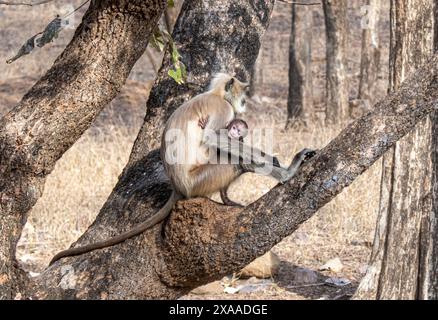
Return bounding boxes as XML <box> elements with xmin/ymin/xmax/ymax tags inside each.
<box><xmin>204</xmin><ymin>132</ymin><xmax>316</xmax><ymax>183</ymax></box>
<box><xmin>204</xmin><ymin>131</ymin><xmax>278</xmax><ymax>166</ymax></box>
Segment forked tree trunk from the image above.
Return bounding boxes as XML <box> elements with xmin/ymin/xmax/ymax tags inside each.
<box><xmin>358</xmin><ymin>0</ymin><xmax>381</xmax><ymax>108</ymax></box>
<box><xmin>322</xmin><ymin>0</ymin><xmax>349</xmax><ymax>124</ymax></box>
<box><xmin>31</xmin><ymin>49</ymin><xmax>438</xmax><ymax>299</ymax></box>
<box><xmin>0</xmin><ymin>0</ymin><xmax>166</xmax><ymax>299</ymax></box>
<box><xmin>355</xmin><ymin>0</ymin><xmax>438</xmax><ymax>300</ymax></box>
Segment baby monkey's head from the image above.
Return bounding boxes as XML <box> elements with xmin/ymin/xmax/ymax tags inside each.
<box><xmin>227</xmin><ymin>119</ymin><xmax>248</xmax><ymax>141</ymax></box>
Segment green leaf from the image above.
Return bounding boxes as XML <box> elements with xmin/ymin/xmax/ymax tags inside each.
<box><xmin>168</xmin><ymin>66</ymin><xmax>185</xmax><ymax>84</ymax></box>
<box><xmin>180</xmin><ymin>62</ymin><xmax>187</xmax><ymax>78</ymax></box>
<box><xmin>167</xmin><ymin>0</ymin><xmax>175</xmax><ymax>8</ymax></box>
<box><xmin>171</xmin><ymin>43</ymin><xmax>181</xmax><ymax>64</ymax></box>
<box><xmin>150</xmin><ymin>28</ymin><xmax>166</xmax><ymax>52</ymax></box>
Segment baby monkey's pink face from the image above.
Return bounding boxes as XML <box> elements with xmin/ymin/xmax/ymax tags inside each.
<box><xmin>227</xmin><ymin>120</ymin><xmax>248</xmax><ymax>140</ymax></box>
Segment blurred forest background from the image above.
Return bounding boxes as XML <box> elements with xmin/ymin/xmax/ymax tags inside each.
<box><xmin>1</xmin><ymin>0</ymin><xmax>391</xmax><ymax>299</ymax></box>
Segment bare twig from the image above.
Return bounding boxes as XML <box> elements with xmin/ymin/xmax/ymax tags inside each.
<box><xmin>0</xmin><ymin>0</ymin><xmax>56</xmax><ymax>6</ymax></box>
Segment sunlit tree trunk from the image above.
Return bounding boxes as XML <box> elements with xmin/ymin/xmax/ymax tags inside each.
<box><xmin>355</xmin><ymin>0</ymin><xmax>438</xmax><ymax>300</ymax></box>
<box><xmin>358</xmin><ymin>0</ymin><xmax>381</xmax><ymax>109</ymax></box>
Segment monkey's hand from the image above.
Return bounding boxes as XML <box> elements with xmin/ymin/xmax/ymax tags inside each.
<box><xmin>198</xmin><ymin>116</ymin><xmax>210</xmax><ymax>129</ymax></box>
<box><xmin>301</xmin><ymin>149</ymin><xmax>317</xmax><ymax>163</ymax></box>
<box><xmin>275</xmin><ymin>148</ymin><xmax>317</xmax><ymax>184</ymax></box>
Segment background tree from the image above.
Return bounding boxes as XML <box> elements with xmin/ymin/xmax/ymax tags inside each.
<box><xmin>322</xmin><ymin>0</ymin><xmax>349</xmax><ymax>124</ymax></box>
<box><xmin>286</xmin><ymin>1</ymin><xmax>317</xmax><ymax>128</ymax></box>
<box><xmin>357</xmin><ymin>0</ymin><xmax>381</xmax><ymax>109</ymax></box>
<box><xmin>286</xmin><ymin>3</ymin><xmax>304</xmax><ymax>127</ymax></box>
<box><xmin>355</xmin><ymin>0</ymin><xmax>438</xmax><ymax>300</ymax></box>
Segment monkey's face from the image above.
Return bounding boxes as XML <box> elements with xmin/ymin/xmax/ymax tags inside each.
<box><xmin>228</xmin><ymin>124</ymin><xmax>247</xmax><ymax>140</ymax></box>
<box><xmin>225</xmin><ymin>78</ymin><xmax>249</xmax><ymax>115</ymax></box>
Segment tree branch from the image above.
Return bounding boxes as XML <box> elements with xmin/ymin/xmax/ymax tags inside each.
<box><xmin>278</xmin><ymin>0</ymin><xmax>321</xmax><ymax>5</ymax></box>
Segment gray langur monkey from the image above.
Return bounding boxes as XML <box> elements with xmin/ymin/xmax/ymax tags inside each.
<box><xmin>49</xmin><ymin>73</ymin><xmax>315</xmax><ymax>265</ymax></box>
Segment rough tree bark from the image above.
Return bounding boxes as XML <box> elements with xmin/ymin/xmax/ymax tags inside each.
<box><xmin>2</xmin><ymin>0</ymin><xmax>438</xmax><ymax>301</ymax></box>
<box><xmin>358</xmin><ymin>0</ymin><xmax>381</xmax><ymax>108</ymax></box>
<box><xmin>355</xmin><ymin>0</ymin><xmax>438</xmax><ymax>300</ymax></box>
<box><xmin>0</xmin><ymin>0</ymin><xmax>167</xmax><ymax>299</ymax></box>
<box><xmin>322</xmin><ymin>0</ymin><xmax>349</xmax><ymax>124</ymax></box>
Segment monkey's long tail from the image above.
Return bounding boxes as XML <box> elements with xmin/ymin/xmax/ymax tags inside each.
<box><xmin>49</xmin><ymin>191</ymin><xmax>182</xmax><ymax>266</ymax></box>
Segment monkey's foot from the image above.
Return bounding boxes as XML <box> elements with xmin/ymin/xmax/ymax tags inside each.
<box><xmin>198</xmin><ymin>116</ymin><xmax>210</xmax><ymax>129</ymax></box>
<box><xmin>209</xmin><ymin>197</ymin><xmax>244</xmax><ymax>208</ymax></box>
<box><xmin>220</xmin><ymin>189</ymin><xmax>244</xmax><ymax>208</ymax></box>
<box><xmin>223</xmin><ymin>200</ymin><xmax>244</xmax><ymax>208</ymax></box>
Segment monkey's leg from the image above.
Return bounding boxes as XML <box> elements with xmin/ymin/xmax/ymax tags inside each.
<box><xmin>220</xmin><ymin>188</ymin><xmax>244</xmax><ymax>207</ymax></box>
<box><xmin>189</xmin><ymin>164</ymin><xmax>242</xmax><ymax>200</ymax></box>
<box><xmin>204</xmin><ymin>132</ymin><xmax>276</xmax><ymax>166</ymax></box>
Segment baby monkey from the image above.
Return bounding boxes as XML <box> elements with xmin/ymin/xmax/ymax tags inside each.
<box><xmin>199</xmin><ymin>117</ymin><xmax>281</xmax><ymax>207</ymax></box>
<box><xmin>226</xmin><ymin>118</ymin><xmax>249</xmax><ymax>142</ymax></box>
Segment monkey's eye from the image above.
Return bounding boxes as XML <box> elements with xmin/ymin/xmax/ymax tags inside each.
<box><xmin>242</xmin><ymin>98</ymin><xmax>246</xmax><ymax>105</ymax></box>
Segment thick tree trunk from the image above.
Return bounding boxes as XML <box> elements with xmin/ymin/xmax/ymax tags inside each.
<box><xmin>355</xmin><ymin>0</ymin><xmax>438</xmax><ymax>300</ymax></box>
<box><xmin>286</xmin><ymin>3</ymin><xmax>315</xmax><ymax>128</ymax></box>
<box><xmin>358</xmin><ymin>0</ymin><xmax>381</xmax><ymax>108</ymax></box>
<box><xmin>322</xmin><ymin>0</ymin><xmax>349</xmax><ymax>124</ymax></box>
<box><xmin>0</xmin><ymin>0</ymin><xmax>166</xmax><ymax>299</ymax></box>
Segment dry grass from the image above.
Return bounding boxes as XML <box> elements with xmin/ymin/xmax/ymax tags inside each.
<box><xmin>16</xmin><ymin>125</ymin><xmax>138</xmax><ymax>270</ymax></box>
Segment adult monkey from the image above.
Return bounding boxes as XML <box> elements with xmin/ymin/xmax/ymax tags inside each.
<box><xmin>50</xmin><ymin>73</ymin><xmax>315</xmax><ymax>265</ymax></box>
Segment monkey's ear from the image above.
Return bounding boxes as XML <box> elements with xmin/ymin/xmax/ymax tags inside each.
<box><xmin>244</xmin><ymin>83</ymin><xmax>250</xmax><ymax>95</ymax></box>
<box><xmin>225</xmin><ymin>78</ymin><xmax>235</xmax><ymax>92</ymax></box>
